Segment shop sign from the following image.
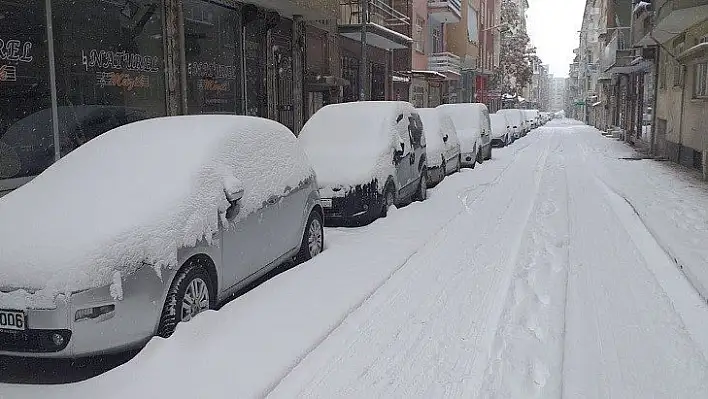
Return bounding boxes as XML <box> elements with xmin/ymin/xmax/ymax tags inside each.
<box><xmin>81</xmin><ymin>48</ymin><xmax>161</xmax><ymax>91</ymax></box>
<box><xmin>0</xmin><ymin>39</ymin><xmax>34</xmax><ymax>83</ymax></box>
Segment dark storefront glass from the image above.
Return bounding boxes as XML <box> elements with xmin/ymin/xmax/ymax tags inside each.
<box><xmin>0</xmin><ymin>1</ymin><xmax>53</xmax><ymax>181</ymax></box>
<box><xmin>52</xmin><ymin>0</ymin><xmax>166</xmax><ymax>156</ymax></box>
<box><xmin>342</xmin><ymin>55</ymin><xmax>359</xmax><ymax>103</ymax></box>
<box><xmin>244</xmin><ymin>19</ymin><xmax>267</xmax><ymax>118</ymax></box>
<box><xmin>184</xmin><ymin>0</ymin><xmax>242</xmax><ymax>115</ymax></box>
<box><xmin>371</xmin><ymin>63</ymin><xmax>386</xmax><ymax>101</ymax></box>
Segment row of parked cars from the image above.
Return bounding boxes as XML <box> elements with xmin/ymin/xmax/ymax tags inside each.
<box><xmin>299</xmin><ymin>102</ymin><xmax>553</xmax><ymax>226</ymax></box>
<box><xmin>0</xmin><ymin>103</ymin><xmax>551</xmax><ymax>360</ymax></box>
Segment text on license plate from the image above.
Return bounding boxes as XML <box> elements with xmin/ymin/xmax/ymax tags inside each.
<box><xmin>0</xmin><ymin>309</ymin><xmax>26</xmax><ymax>331</ymax></box>
<box><xmin>321</xmin><ymin>198</ymin><xmax>332</xmax><ymax>208</ymax></box>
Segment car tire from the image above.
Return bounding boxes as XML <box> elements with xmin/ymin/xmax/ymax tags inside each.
<box><xmin>485</xmin><ymin>145</ymin><xmax>492</xmax><ymax>161</ymax></box>
<box><xmin>157</xmin><ymin>263</ymin><xmax>213</xmax><ymax>338</ymax></box>
<box><xmin>441</xmin><ymin>159</ymin><xmax>447</xmax><ymax>177</ymax></box>
<box><xmin>457</xmin><ymin>154</ymin><xmax>462</xmax><ymax>173</ymax></box>
<box><xmin>415</xmin><ymin>169</ymin><xmax>427</xmax><ymax>201</ymax></box>
<box><xmin>476</xmin><ymin>147</ymin><xmax>484</xmax><ymax>165</ymax></box>
<box><xmin>296</xmin><ymin>210</ymin><xmax>324</xmax><ymax>263</ymax></box>
<box><xmin>381</xmin><ymin>184</ymin><xmax>396</xmax><ymax>217</ymax></box>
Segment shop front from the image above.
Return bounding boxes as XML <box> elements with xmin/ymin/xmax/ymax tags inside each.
<box><xmin>0</xmin><ymin>0</ymin><xmax>332</xmax><ymax>194</ymax></box>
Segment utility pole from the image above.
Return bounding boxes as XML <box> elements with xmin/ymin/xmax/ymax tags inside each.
<box><xmin>359</xmin><ymin>0</ymin><xmax>369</xmax><ymax>101</ymax></box>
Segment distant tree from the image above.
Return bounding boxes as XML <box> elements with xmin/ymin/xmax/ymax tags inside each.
<box><xmin>493</xmin><ymin>0</ymin><xmax>534</xmax><ymax>95</ymax></box>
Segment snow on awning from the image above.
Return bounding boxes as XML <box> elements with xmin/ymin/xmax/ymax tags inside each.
<box><xmin>392</xmin><ymin>75</ymin><xmax>410</xmax><ymax>83</ymax></box>
<box><xmin>677</xmin><ymin>42</ymin><xmax>708</xmax><ymax>64</ymax></box>
<box><xmin>410</xmin><ymin>70</ymin><xmax>447</xmax><ymax>79</ymax></box>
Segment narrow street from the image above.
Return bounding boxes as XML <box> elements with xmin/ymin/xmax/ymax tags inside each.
<box><xmin>2</xmin><ymin>120</ymin><xmax>708</xmax><ymax>398</ymax></box>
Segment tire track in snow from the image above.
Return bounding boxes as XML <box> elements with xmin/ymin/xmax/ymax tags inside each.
<box><xmin>266</xmin><ymin>132</ymin><xmax>553</xmax><ymax>398</ymax></box>
<box><xmin>478</xmin><ymin>132</ymin><xmax>570</xmax><ymax>399</ymax></box>
<box><xmin>260</xmin><ymin>133</ymin><xmax>551</xmax><ymax>398</ymax></box>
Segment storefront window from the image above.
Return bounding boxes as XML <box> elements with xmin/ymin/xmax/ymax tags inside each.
<box><xmin>52</xmin><ymin>0</ymin><xmax>166</xmax><ymax>156</ymax></box>
<box><xmin>184</xmin><ymin>0</ymin><xmax>242</xmax><ymax>115</ymax></box>
<box><xmin>0</xmin><ymin>0</ymin><xmax>53</xmax><ymax>181</ymax></box>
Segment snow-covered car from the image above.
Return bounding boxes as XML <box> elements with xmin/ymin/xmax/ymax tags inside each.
<box><xmin>299</xmin><ymin>101</ymin><xmax>428</xmax><ymax>225</ymax></box>
<box><xmin>417</xmin><ymin>108</ymin><xmax>461</xmax><ymax>187</ymax></box>
<box><xmin>437</xmin><ymin>103</ymin><xmax>492</xmax><ymax>168</ymax></box>
<box><xmin>490</xmin><ymin>113</ymin><xmax>512</xmax><ymax>147</ymax></box>
<box><xmin>0</xmin><ymin>115</ymin><xmax>324</xmax><ymax>358</ymax></box>
<box><xmin>497</xmin><ymin>109</ymin><xmax>524</xmax><ymax>140</ymax></box>
<box><xmin>524</xmin><ymin>109</ymin><xmax>540</xmax><ymax>129</ymax></box>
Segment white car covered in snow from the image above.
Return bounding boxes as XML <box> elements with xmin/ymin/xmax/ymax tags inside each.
<box><xmin>0</xmin><ymin>115</ymin><xmax>324</xmax><ymax>358</ymax></box>
<box><xmin>299</xmin><ymin>101</ymin><xmax>428</xmax><ymax>225</ymax></box>
<box><xmin>490</xmin><ymin>113</ymin><xmax>513</xmax><ymax>147</ymax></box>
<box><xmin>496</xmin><ymin>109</ymin><xmax>524</xmax><ymax>140</ymax></box>
<box><xmin>417</xmin><ymin>108</ymin><xmax>461</xmax><ymax>187</ymax></box>
<box><xmin>437</xmin><ymin>103</ymin><xmax>492</xmax><ymax>168</ymax></box>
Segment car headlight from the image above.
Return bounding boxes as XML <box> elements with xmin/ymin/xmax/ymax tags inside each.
<box><xmin>75</xmin><ymin>304</ymin><xmax>115</xmax><ymax>322</ymax></box>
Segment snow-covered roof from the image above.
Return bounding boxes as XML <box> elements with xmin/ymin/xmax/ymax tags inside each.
<box><xmin>299</xmin><ymin>101</ymin><xmax>414</xmax><ymax>188</ymax></box>
<box><xmin>369</xmin><ymin>22</ymin><xmax>413</xmax><ymax>43</ymax></box>
<box><xmin>0</xmin><ymin>116</ymin><xmax>312</xmax><ymax>300</ymax></box>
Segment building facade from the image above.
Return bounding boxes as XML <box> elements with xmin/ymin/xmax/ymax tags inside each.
<box><xmin>0</xmin><ymin>0</ymin><xmax>343</xmax><ymax>194</ymax></box>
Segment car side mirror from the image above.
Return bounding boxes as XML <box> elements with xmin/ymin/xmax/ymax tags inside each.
<box><xmin>394</xmin><ymin>142</ymin><xmax>405</xmax><ymax>159</ymax></box>
<box><xmin>224</xmin><ymin>187</ymin><xmax>244</xmax><ymax>221</ymax></box>
<box><xmin>443</xmin><ymin>135</ymin><xmax>449</xmax><ymax>143</ymax></box>
<box><xmin>225</xmin><ymin>187</ymin><xmax>244</xmax><ymax>204</ymax></box>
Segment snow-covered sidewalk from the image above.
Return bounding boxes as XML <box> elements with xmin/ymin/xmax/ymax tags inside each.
<box><xmin>2</xmin><ymin>121</ymin><xmax>708</xmax><ymax>399</ymax></box>
<box><xmin>577</xmin><ymin>126</ymin><xmax>708</xmax><ymax>303</ymax></box>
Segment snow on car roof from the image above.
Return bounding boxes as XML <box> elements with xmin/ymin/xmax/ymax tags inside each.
<box><xmin>490</xmin><ymin>114</ymin><xmax>509</xmax><ymax>132</ymax></box>
<box><xmin>299</xmin><ymin>101</ymin><xmax>414</xmax><ymax>187</ymax></box>
<box><xmin>0</xmin><ymin>115</ymin><xmax>312</xmax><ymax>303</ymax></box>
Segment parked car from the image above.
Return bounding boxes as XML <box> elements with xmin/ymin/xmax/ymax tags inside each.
<box><xmin>490</xmin><ymin>113</ymin><xmax>512</xmax><ymax>147</ymax></box>
<box><xmin>0</xmin><ymin>115</ymin><xmax>324</xmax><ymax>358</ymax></box>
<box><xmin>497</xmin><ymin>109</ymin><xmax>524</xmax><ymax>140</ymax></box>
<box><xmin>299</xmin><ymin>101</ymin><xmax>428</xmax><ymax>226</ymax></box>
<box><xmin>437</xmin><ymin>103</ymin><xmax>492</xmax><ymax>167</ymax></box>
<box><xmin>417</xmin><ymin>108</ymin><xmax>461</xmax><ymax>186</ymax></box>
<box><xmin>525</xmin><ymin>109</ymin><xmax>541</xmax><ymax>129</ymax></box>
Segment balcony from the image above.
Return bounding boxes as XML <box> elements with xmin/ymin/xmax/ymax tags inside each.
<box><xmin>651</xmin><ymin>0</ymin><xmax>708</xmax><ymax>43</ymax></box>
<box><xmin>242</xmin><ymin>0</ymin><xmax>339</xmax><ymax>19</ymax></box>
<box><xmin>338</xmin><ymin>0</ymin><xmax>412</xmax><ymax>50</ymax></box>
<box><xmin>428</xmin><ymin>52</ymin><xmax>462</xmax><ymax>77</ymax></box>
<box><xmin>632</xmin><ymin>3</ymin><xmax>654</xmax><ymax>47</ymax></box>
<box><xmin>428</xmin><ymin>0</ymin><xmax>462</xmax><ymax>23</ymax></box>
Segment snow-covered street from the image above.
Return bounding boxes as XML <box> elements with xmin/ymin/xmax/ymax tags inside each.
<box><xmin>3</xmin><ymin>120</ymin><xmax>708</xmax><ymax>398</ymax></box>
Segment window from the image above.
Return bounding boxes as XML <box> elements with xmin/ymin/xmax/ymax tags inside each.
<box><xmin>659</xmin><ymin>53</ymin><xmax>667</xmax><ymax>89</ymax></box>
<box><xmin>184</xmin><ymin>0</ymin><xmax>242</xmax><ymax>115</ymax></box>
<box><xmin>414</xmin><ymin>16</ymin><xmax>425</xmax><ymax>53</ymax></box>
<box><xmin>0</xmin><ymin>0</ymin><xmax>53</xmax><ymax>181</ymax></box>
<box><xmin>430</xmin><ymin>25</ymin><xmax>442</xmax><ymax>54</ymax></box>
<box><xmin>52</xmin><ymin>0</ymin><xmax>166</xmax><ymax>157</ymax></box>
<box><xmin>694</xmin><ymin>62</ymin><xmax>708</xmax><ymax>98</ymax></box>
<box><xmin>673</xmin><ymin>43</ymin><xmax>684</xmax><ymax>87</ymax></box>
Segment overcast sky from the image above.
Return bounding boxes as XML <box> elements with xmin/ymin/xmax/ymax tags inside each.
<box><xmin>525</xmin><ymin>0</ymin><xmax>586</xmax><ymax>78</ymax></box>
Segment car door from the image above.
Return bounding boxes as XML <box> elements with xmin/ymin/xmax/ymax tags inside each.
<box><xmin>393</xmin><ymin>112</ymin><xmax>412</xmax><ymax>194</ymax></box>
<box><xmin>409</xmin><ymin>112</ymin><xmax>426</xmax><ymax>180</ymax></box>
<box><xmin>480</xmin><ymin>109</ymin><xmax>492</xmax><ymax>148</ymax></box>
<box><xmin>220</xmin><ymin>186</ymin><xmax>272</xmax><ymax>290</ymax></box>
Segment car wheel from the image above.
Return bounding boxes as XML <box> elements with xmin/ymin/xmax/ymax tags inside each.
<box><xmin>476</xmin><ymin>147</ymin><xmax>484</xmax><ymax>165</ymax></box>
<box><xmin>441</xmin><ymin>159</ymin><xmax>447</xmax><ymax>177</ymax></box>
<box><xmin>157</xmin><ymin>263</ymin><xmax>213</xmax><ymax>338</ymax></box>
<box><xmin>457</xmin><ymin>154</ymin><xmax>462</xmax><ymax>172</ymax></box>
<box><xmin>381</xmin><ymin>185</ymin><xmax>395</xmax><ymax>217</ymax></box>
<box><xmin>470</xmin><ymin>146</ymin><xmax>477</xmax><ymax>169</ymax></box>
<box><xmin>415</xmin><ymin>169</ymin><xmax>427</xmax><ymax>201</ymax></box>
<box><xmin>485</xmin><ymin>145</ymin><xmax>492</xmax><ymax>161</ymax></box>
<box><xmin>296</xmin><ymin>210</ymin><xmax>324</xmax><ymax>263</ymax></box>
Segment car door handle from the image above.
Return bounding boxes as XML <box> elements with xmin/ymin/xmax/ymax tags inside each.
<box><xmin>266</xmin><ymin>195</ymin><xmax>280</xmax><ymax>205</ymax></box>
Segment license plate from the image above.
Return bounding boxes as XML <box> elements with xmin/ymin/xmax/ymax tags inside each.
<box><xmin>321</xmin><ymin>198</ymin><xmax>332</xmax><ymax>208</ymax></box>
<box><xmin>0</xmin><ymin>309</ymin><xmax>26</xmax><ymax>331</ymax></box>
